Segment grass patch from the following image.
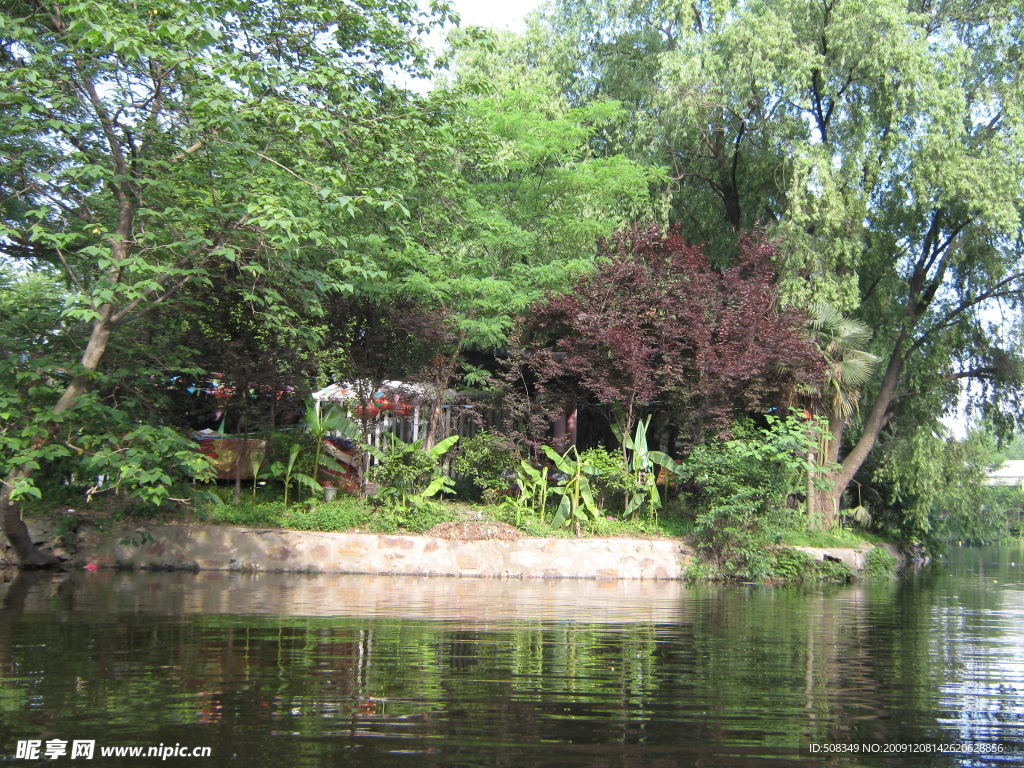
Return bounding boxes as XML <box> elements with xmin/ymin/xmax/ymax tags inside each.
<box><xmin>779</xmin><ymin>527</ymin><xmax>882</xmax><ymax>548</ymax></box>
<box><xmin>191</xmin><ymin>490</ymin><xmax>465</xmax><ymax>535</ymax></box>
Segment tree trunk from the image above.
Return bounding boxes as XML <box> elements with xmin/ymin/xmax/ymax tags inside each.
<box><xmin>424</xmin><ymin>393</ymin><xmax>445</xmax><ymax>451</ymax></box>
<box><xmin>819</xmin><ymin>331</ymin><xmax>908</xmax><ymax>524</ymax></box>
<box><xmin>2</xmin><ymin>104</ymin><xmax>134</xmax><ymax>565</ymax></box>
<box><xmin>0</xmin><ymin>468</ymin><xmax>58</xmax><ymax>567</ymax></box>
<box><xmin>423</xmin><ymin>337</ymin><xmax>466</xmax><ymax>451</ymax></box>
<box><xmin>233</xmin><ymin>433</ymin><xmax>246</xmax><ymax>506</ymax></box>
<box><xmin>805</xmin><ymin>447</ymin><xmax>818</xmax><ymax>523</ymax></box>
<box><xmin>0</xmin><ymin>309</ymin><xmax>115</xmax><ymax>567</ymax></box>
<box><xmin>806</xmin><ymin>415</ymin><xmax>846</xmax><ymax>528</ymax></box>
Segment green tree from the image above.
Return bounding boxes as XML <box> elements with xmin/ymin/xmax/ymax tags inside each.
<box><xmin>537</xmin><ymin>0</ymin><xmax>1024</xmax><ymax>532</ymax></box>
<box><xmin>871</xmin><ymin>428</ymin><xmax>1005</xmax><ymax>549</ymax></box>
<box><xmin>803</xmin><ymin>303</ymin><xmax>878</xmax><ymax>525</ymax></box>
<box><xmin>0</xmin><ymin>0</ymin><xmax>456</xmax><ymax>563</ymax></box>
<box><xmin>385</xmin><ymin>28</ymin><xmax>660</xmax><ymax>446</ymax></box>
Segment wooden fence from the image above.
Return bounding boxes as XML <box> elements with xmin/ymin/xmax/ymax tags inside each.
<box><xmin>341</xmin><ymin>405</ymin><xmax>497</xmax><ymax>470</ymax></box>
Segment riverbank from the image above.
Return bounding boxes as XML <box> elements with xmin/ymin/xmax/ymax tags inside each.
<box><xmin>0</xmin><ymin>517</ymin><xmax>903</xmax><ymax>580</ymax></box>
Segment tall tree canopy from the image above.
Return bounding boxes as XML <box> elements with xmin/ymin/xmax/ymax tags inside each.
<box><xmin>535</xmin><ymin>0</ymin><xmax>1024</xmax><ymax>520</ymax></box>
<box><xmin>0</xmin><ymin>0</ymin><xmax>458</xmax><ymax>562</ymax></box>
<box><xmin>373</xmin><ymin>28</ymin><xmax>660</xmax><ymax>444</ymax></box>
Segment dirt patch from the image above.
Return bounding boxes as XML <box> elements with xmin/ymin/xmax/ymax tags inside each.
<box><xmin>427</xmin><ymin>521</ymin><xmax>527</xmax><ymax>541</ymax></box>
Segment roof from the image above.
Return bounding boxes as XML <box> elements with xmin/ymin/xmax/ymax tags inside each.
<box><xmin>311</xmin><ymin>380</ymin><xmax>447</xmax><ymax>403</ymax></box>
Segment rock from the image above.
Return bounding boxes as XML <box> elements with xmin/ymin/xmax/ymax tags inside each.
<box><xmin>27</xmin><ymin>522</ymin><xmax>52</xmax><ymax>545</ymax></box>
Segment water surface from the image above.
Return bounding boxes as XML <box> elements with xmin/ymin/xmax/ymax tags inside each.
<box><xmin>2</xmin><ymin>546</ymin><xmax>1024</xmax><ymax>766</ymax></box>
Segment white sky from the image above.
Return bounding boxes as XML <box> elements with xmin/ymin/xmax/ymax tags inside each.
<box><xmin>450</xmin><ymin>0</ymin><xmax>544</xmax><ymax>31</ymax></box>
<box><xmin>404</xmin><ymin>0</ymin><xmax>543</xmax><ymax>90</ymax></box>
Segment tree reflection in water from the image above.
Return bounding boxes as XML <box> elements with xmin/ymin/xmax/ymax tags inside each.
<box><xmin>0</xmin><ymin>561</ymin><xmax>1020</xmax><ymax>766</ymax></box>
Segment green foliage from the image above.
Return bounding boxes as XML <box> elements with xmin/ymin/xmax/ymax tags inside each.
<box><xmin>304</xmin><ymin>401</ymin><xmax>360</xmax><ymax>492</ymax></box>
<box><xmin>81</xmin><ymin>424</ymin><xmax>215</xmax><ymax>506</ymax></box>
<box><xmin>288</xmin><ymin>504</ymin><xmax>368</xmax><ymax>534</ymax></box>
<box><xmin>809</xmin><ymin>558</ymin><xmax>855</xmax><ymax>584</ymax></box>
<box><xmin>491</xmin><ymin>503</ymin><xmax>571</xmax><ymax>538</ymax></box>
<box><xmin>616</xmin><ymin>416</ymin><xmax>664</xmax><ymax>521</ymax></box>
<box><xmin>377</xmin><ymin>28</ymin><xmax>660</xmax><ymax>389</ymax></box>
<box><xmin>0</xmin><ymin>0</ymin><xmax>460</xmax><ymax>541</ymax></box>
<box><xmin>872</xmin><ymin>429</ymin><xmax>1003</xmax><ymax>549</ymax></box>
<box><xmin>388</xmin><ymin>503</ymin><xmax>460</xmax><ymax>534</ymax></box>
<box><xmin>589</xmin><ymin>514</ymin><xmax>658</xmax><ymax>538</ymax></box>
<box><xmin>779</xmin><ymin>528</ymin><xmax>880</xmax><ymax>549</ymax></box>
<box><xmin>806</xmin><ymin>304</ymin><xmax>879</xmax><ymax>426</ymax></box>
<box><xmin>367</xmin><ymin>434</ymin><xmax>459</xmax><ymax>516</ymax></box>
<box><xmin>983</xmin><ymin>487</ymin><xmax>1024</xmax><ymax>539</ymax></box>
<box><xmin>544</xmin><ymin>445</ymin><xmax>600</xmax><ymax>531</ymax></box>
<box><xmin>770</xmin><ymin>548</ymin><xmax>817</xmax><ymax>583</ymax></box>
<box><xmin>997</xmin><ymin>438</ymin><xmax>1024</xmax><ymax>461</ymax></box>
<box><xmin>196</xmin><ymin>492</ymin><xmax>454</xmax><ymax>536</ymax></box>
<box><xmin>197</xmin><ymin>496</ymin><xmax>371</xmax><ymax>532</ymax></box>
<box><xmin>502</xmin><ymin>460</ymin><xmax>551</xmax><ymax>527</ymax></box>
<box><xmin>579</xmin><ymin>447</ymin><xmax>633</xmax><ymax>512</ymax></box>
<box><xmin>451</xmin><ymin>430</ymin><xmax>519</xmax><ymax>502</ymax></box>
<box><xmin>265</xmin><ymin>430</ymin><xmax>317</xmax><ymax>479</ymax></box>
<box><xmin>683</xmin><ymin>547</ymin><xmax>855</xmax><ymax>584</ymax></box>
<box><xmin>0</xmin><ymin>268</ymin><xmax>215</xmax><ymax>506</ymax></box>
<box><xmin>533</xmin><ymin>0</ymin><xmax>1024</xmax><ymax>548</ymax></box>
<box><xmin>674</xmin><ymin>413</ymin><xmax>822</xmax><ymax>581</ymax></box>
<box><xmin>268</xmin><ymin>444</ymin><xmax>318</xmax><ymax>508</ymax></box>
<box><xmin>865</xmin><ymin>547</ymin><xmax>898</xmax><ymax>581</ymax></box>
<box><xmin>682</xmin><ymin>561</ymin><xmax>725</xmax><ymax>582</ymax></box>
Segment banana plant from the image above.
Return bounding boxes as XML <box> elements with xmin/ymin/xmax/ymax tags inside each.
<box><xmin>366</xmin><ymin>433</ymin><xmax>459</xmax><ymax>512</ymax></box>
<box><xmin>269</xmin><ymin>443</ymin><xmax>319</xmax><ymax>507</ymax></box>
<box><xmin>623</xmin><ymin>416</ymin><xmax>662</xmax><ymax>520</ymax></box>
<box><xmin>504</xmin><ymin>460</ymin><xmax>550</xmax><ymax>527</ymax></box>
<box><xmin>545</xmin><ymin>445</ymin><xmax>600</xmax><ymax>532</ymax></box>
<box><xmin>305</xmin><ymin>399</ymin><xmax>360</xmax><ymax>491</ymax></box>
<box><xmin>646</xmin><ymin>446</ymin><xmax>687</xmax><ymax>522</ymax></box>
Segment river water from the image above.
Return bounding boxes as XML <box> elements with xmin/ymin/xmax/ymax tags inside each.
<box><xmin>1</xmin><ymin>545</ymin><xmax>1023</xmax><ymax>767</ymax></box>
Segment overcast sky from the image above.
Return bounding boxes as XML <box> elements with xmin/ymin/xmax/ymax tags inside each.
<box><xmin>450</xmin><ymin>0</ymin><xmax>544</xmax><ymax>31</ymax></box>
<box><xmin>403</xmin><ymin>0</ymin><xmax>543</xmax><ymax>90</ymax></box>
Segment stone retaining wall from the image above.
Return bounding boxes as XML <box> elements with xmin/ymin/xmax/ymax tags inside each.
<box><xmin>789</xmin><ymin>543</ymin><xmax>904</xmax><ymax>570</ymax></box>
<box><xmin>73</xmin><ymin>524</ymin><xmax>695</xmax><ymax>580</ymax></box>
<box><xmin>2</xmin><ymin>519</ymin><xmax>905</xmax><ymax>579</ymax></box>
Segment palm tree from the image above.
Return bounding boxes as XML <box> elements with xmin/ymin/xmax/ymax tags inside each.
<box><xmin>805</xmin><ymin>303</ymin><xmax>879</xmax><ymax>526</ymax></box>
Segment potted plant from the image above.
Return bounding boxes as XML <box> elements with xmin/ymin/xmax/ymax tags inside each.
<box><xmin>322</xmin><ymin>481</ymin><xmax>338</xmax><ymax>502</ymax></box>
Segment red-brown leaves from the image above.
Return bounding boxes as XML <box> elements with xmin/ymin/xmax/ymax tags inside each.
<box><xmin>527</xmin><ymin>224</ymin><xmax>823</xmax><ymax>443</ymax></box>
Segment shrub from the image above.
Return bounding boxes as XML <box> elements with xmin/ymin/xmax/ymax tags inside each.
<box><xmin>451</xmin><ymin>430</ymin><xmax>519</xmax><ymax>502</ymax></box>
<box><xmin>682</xmin><ymin>415</ymin><xmax>814</xmax><ymax>581</ymax></box>
<box><xmin>367</xmin><ymin>434</ymin><xmax>457</xmax><ymax>510</ymax></box>
<box><xmin>579</xmin><ymin>446</ymin><xmax>634</xmax><ymax>513</ymax></box>
<box><xmin>288</xmin><ymin>499</ymin><xmax>372</xmax><ymax>532</ymax></box>
<box><xmin>683</xmin><ymin>561</ymin><xmax>724</xmax><ymax>581</ymax></box>
<box><xmin>392</xmin><ymin>502</ymin><xmax>459</xmax><ymax>533</ymax></box>
<box><xmin>864</xmin><ymin>546</ymin><xmax>898</xmax><ymax>580</ymax></box>
<box><xmin>368</xmin><ymin>443</ymin><xmax>437</xmax><ymax>497</ymax></box>
<box><xmin>770</xmin><ymin>548</ymin><xmax>815</xmax><ymax>582</ymax></box>
<box><xmin>811</xmin><ymin>558</ymin><xmax>855</xmax><ymax>583</ymax></box>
